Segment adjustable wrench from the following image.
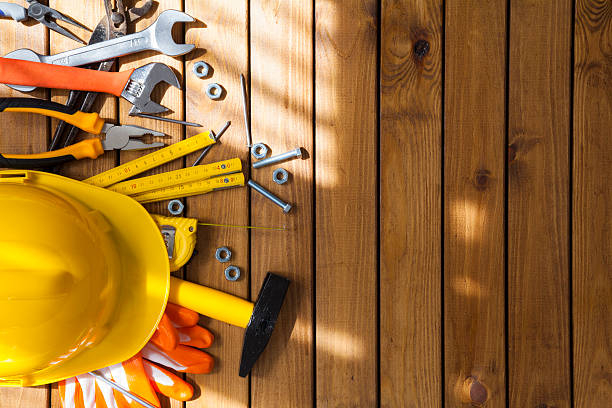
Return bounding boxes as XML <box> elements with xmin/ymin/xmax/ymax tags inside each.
<box><xmin>3</xmin><ymin>9</ymin><xmax>194</xmax><ymax>92</ymax></box>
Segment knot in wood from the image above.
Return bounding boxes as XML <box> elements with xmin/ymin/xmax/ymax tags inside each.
<box><xmin>473</xmin><ymin>169</ymin><xmax>491</xmax><ymax>191</ymax></box>
<box><xmin>462</xmin><ymin>376</ymin><xmax>488</xmax><ymax>406</ymax></box>
<box><xmin>413</xmin><ymin>39</ymin><xmax>430</xmax><ymax>60</ymax></box>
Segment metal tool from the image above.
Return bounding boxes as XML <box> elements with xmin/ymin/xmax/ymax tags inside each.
<box><xmin>0</xmin><ymin>1</ymin><xmax>88</xmax><ymax>43</ymax></box>
<box><xmin>240</xmin><ymin>74</ymin><xmax>252</xmax><ymax>147</ymax></box>
<box><xmin>0</xmin><ymin>97</ymin><xmax>164</xmax><ymax>168</ymax></box>
<box><xmin>85</xmin><ymin>131</ymin><xmax>217</xmax><ymax>188</ymax></box>
<box><xmin>215</xmin><ymin>247</ymin><xmax>232</xmax><ymax>263</ymax></box>
<box><xmin>49</xmin><ymin>0</ymin><xmax>153</xmax><ymax>151</ymax></box>
<box><xmin>134</xmin><ymin>112</ymin><xmax>202</xmax><ymax>127</ymax></box>
<box><xmin>4</xmin><ymin>9</ymin><xmax>194</xmax><ymax>76</ymax></box>
<box><xmin>168</xmin><ymin>200</ymin><xmax>184</xmax><ymax>216</ymax></box>
<box><xmin>224</xmin><ymin>265</ymin><xmax>241</xmax><ymax>281</ymax></box>
<box><xmin>108</xmin><ymin>158</ymin><xmax>241</xmax><ymax>196</ymax></box>
<box><xmin>192</xmin><ymin>121</ymin><xmax>231</xmax><ymax>166</ymax></box>
<box><xmin>89</xmin><ymin>370</ymin><xmax>157</xmax><ymax>408</ymax></box>
<box><xmin>248</xmin><ymin>179</ymin><xmax>292</xmax><ymax>213</ymax></box>
<box><xmin>0</xmin><ymin>59</ymin><xmax>181</xmax><ymax>116</ymax></box>
<box><xmin>273</xmin><ymin>168</ymin><xmax>289</xmax><ymax>185</ymax></box>
<box><xmin>251</xmin><ymin>143</ymin><xmax>269</xmax><ymax>159</ymax></box>
<box><xmin>252</xmin><ymin>147</ymin><xmax>303</xmax><ymax>169</ymax></box>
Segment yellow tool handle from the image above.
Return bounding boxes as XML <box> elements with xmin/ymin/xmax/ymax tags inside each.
<box><xmin>169</xmin><ymin>277</ymin><xmax>254</xmax><ymax>328</ymax></box>
<box><xmin>0</xmin><ymin>139</ymin><xmax>104</xmax><ymax>169</ymax></box>
<box><xmin>108</xmin><ymin>157</ymin><xmax>242</xmax><ymax>196</ymax></box>
<box><xmin>0</xmin><ymin>97</ymin><xmax>105</xmax><ymax>134</ymax></box>
<box><xmin>85</xmin><ymin>131</ymin><xmax>217</xmax><ymax>188</ymax></box>
<box><xmin>131</xmin><ymin>173</ymin><xmax>245</xmax><ymax>204</ymax></box>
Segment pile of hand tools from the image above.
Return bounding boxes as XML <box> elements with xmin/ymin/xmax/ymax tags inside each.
<box><xmin>0</xmin><ymin>2</ymin><xmax>302</xmax><ymax>407</ymax></box>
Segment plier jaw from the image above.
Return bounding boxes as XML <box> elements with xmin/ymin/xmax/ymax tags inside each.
<box><xmin>101</xmin><ymin>124</ymin><xmax>167</xmax><ymax>151</ymax></box>
<box><xmin>26</xmin><ymin>0</ymin><xmax>89</xmax><ymax>44</ymax></box>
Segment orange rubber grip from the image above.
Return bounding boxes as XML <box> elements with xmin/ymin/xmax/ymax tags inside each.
<box><xmin>0</xmin><ymin>58</ymin><xmax>134</xmax><ymax>96</ymax></box>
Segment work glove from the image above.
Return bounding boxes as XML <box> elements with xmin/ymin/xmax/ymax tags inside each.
<box><xmin>58</xmin><ymin>303</ymin><xmax>214</xmax><ymax>408</ymax></box>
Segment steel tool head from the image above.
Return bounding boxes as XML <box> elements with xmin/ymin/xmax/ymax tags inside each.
<box><xmin>102</xmin><ymin>123</ymin><xmax>165</xmax><ymax>150</ymax></box>
<box><xmin>26</xmin><ymin>0</ymin><xmax>89</xmax><ymax>44</ymax></box>
<box><xmin>239</xmin><ymin>273</ymin><xmax>290</xmax><ymax>377</ymax></box>
<box><xmin>122</xmin><ymin>63</ymin><xmax>181</xmax><ymax>115</ymax></box>
<box><xmin>148</xmin><ymin>10</ymin><xmax>195</xmax><ymax>56</ymax></box>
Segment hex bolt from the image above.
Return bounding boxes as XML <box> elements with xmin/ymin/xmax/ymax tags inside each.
<box><xmin>252</xmin><ymin>147</ymin><xmax>303</xmax><ymax>169</ymax></box>
<box><xmin>247</xmin><ymin>179</ymin><xmax>292</xmax><ymax>213</ymax></box>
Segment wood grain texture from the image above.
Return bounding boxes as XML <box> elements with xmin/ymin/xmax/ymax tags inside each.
<box><xmin>380</xmin><ymin>1</ymin><xmax>442</xmax><ymax>407</ymax></box>
<box><xmin>0</xmin><ymin>0</ymin><xmax>48</xmax><ymax>406</ymax></box>
<box><xmin>315</xmin><ymin>0</ymin><xmax>378</xmax><ymax>406</ymax></box>
<box><xmin>573</xmin><ymin>0</ymin><xmax>612</xmax><ymax>406</ymax></box>
<box><xmin>444</xmin><ymin>1</ymin><xmax>506</xmax><ymax>406</ymax></box>
<box><xmin>250</xmin><ymin>0</ymin><xmax>314</xmax><ymax>407</ymax></box>
<box><xmin>508</xmin><ymin>0</ymin><xmax>572</xmax><ymax>407</ymax></box>
<box><xmin>184</xmin><ymin>1</ymin><xmax>250</xmax><ymax>407</ymax></box>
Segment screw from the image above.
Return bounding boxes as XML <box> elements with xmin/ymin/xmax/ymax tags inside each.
<box><xmin>252</xmin><ymin>148</ymin><xmax>303</xmax><ymax>169</ymax></box>
<box><xmin>248</xmin><ymin>180</ymin><xmax>292</xmax><ymax>213</ymax></box>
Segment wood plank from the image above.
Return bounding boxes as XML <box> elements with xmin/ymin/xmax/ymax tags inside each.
<box><xmin>573</xmin><ymin>0</ymin><xmax>612</xmax><ymax>406</ymax></box>
<box><xmin>250</xmin><ymin>0</ymin><xmax>313</xmax><ymax>407</ymax></box>
<box><xmin>315</xmin><ymin>0</ymin><xmax>378</xmax><ymax>405</ymax></box>
<box><xmin>184</xmin><ymin>1</ymin><xmax>250</xmax><ymax>407</ymax></box>
<box><xmin>379</xmin><ymin>0</ymin><xmax>442</xmax><ymax>407</ymax></box>
<box><xmin>508</xmin><ymin>0</ymin><xmax>572</xmax><ymax>406</ymax></box>
<box><xmin>0</xmin><ymin>0</ymin><xmax>48</xmax><ymax>406</ymax></box>
<box><xmin>444</xmin><ymin>0</ymin><xmax>506</xmax><ymax>406</ymax></box>
<box><xmin>119</xmin><ymin>1</ymin><xmax>184</xmax><ymax>217</ymax></box>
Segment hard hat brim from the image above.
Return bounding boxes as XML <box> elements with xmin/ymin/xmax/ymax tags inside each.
<box><xmin>0</xmin><ymin>171</ymin><xmax>169</xmax><ymax>387</ymax></box>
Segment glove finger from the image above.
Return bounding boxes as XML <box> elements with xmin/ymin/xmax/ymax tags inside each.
<box><xmin>59</xmin><ymin>377</ymin><xmax>84</xmax><ymax>408</ymax></box>
<box><xmin>142</xmin><ymin>359</ymin><xmax>194</xmax><ymax>401</ymax></box>
<box><xmin>109</xmin><ymin>354</ymin><xmax>161</xmax><ymax>408</ymax></box>
<box><xmin>75</xmin><ymin>374</ymin><xmax>101</xmax><ymax>408</ymax></box>
<box><xmin>177</xmin><ymin>325</ymin><xmax>214</xmax><ymax>348</ymax></box>
<box><xmin>150</xmin><ymin>313</ymin><xmax>179</xmax><ymax>352</ymax></box>
<box><xmin>143</xmin><ymin>343</ymin><xmax>214</xmax><ymax>374</ymax></box>
<box><xmin>165</xmin><ymin>303</ymin><xmax>199</xmax><ymax>327</ymax></box>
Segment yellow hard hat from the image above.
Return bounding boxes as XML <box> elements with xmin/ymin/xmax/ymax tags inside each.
<box><xmin>0</xmin><ymin>170</ymin><xmax>169</xmax><ymax>387</ymax></box>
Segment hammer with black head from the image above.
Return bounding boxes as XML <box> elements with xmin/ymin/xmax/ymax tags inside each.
<box><xmin>0</xmin><ymin>58</ymin><xmax>180</xmax><ymax>116</ymax></box>
<box><xmin>169</xmin><ymin>273</ymin><xmax>290</xmax><ymax>376</ymax></box>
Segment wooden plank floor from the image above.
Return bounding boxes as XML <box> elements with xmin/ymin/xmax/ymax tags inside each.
<box><xmin>0</xmin><ymin>0</ymin><xmax>610</xmax><ymax>407</ymax></box>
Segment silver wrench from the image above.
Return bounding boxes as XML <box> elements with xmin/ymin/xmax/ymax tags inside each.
<box><xmin>4</xmin><ymin>10</ymin><xmax>194</xmax><ymax>92</ymax></box>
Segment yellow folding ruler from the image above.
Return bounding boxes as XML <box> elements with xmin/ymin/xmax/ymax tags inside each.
<box><xmin>84</xmin><ymin>131</ymin><xmax>217</xmax><ymax>188</ymax></box>
<box><xmin>132</xmin><ymin>173</ymin><xmax>245</xmax><ymax>204</ymax></box>
<box><xmin>108</xmin><ymin>158</ymin><xmax>242</xmax><ymax>196</ymax></box>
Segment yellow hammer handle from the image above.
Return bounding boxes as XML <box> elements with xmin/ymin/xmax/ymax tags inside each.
<box><xmin>169</xmin><ymin>277</ymin><xmax>254</xmax><ymax>328</ymax></box>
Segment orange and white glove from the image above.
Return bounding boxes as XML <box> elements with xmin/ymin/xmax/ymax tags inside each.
<box><xmin>58</xmin><ymin>303</ymin><xmax>214</xmax><ymax>408</ymax></box>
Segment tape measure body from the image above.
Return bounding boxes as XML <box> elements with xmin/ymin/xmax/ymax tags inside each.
<box><xmin>133</xmin><ymin>173</ymin><xmax>246</xmax><ymax>203</ymax></box>
<box><xmin>108</xmin><ymin>158</ymin><xmax>242</xmax><ymax>196</ymax></box>
<box><xmin>84</xmin><ymin>131</ymin><xmax>216</xmax><ymax>187</ymax></box>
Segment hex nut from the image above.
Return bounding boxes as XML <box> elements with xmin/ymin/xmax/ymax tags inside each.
<box><xmin>168</xmin><ymin>199</ymin><xmax>184</xmax><ymax>215</ymax></box>
<box><xmin>206</xmin><ymin>83</ymin><xmax>223</xmax><ymax>100</ymax></box>
<box><xmin>251</xmin><ymin>143</ymin><xmax>269</xmax><ymax>159</ymax></box>
<box><xmin>215</xmin><ymin>246</ymin><xmax>232</xmax><ymax>263</ymax></box>
<box><xmin>193</xmin><ymin>61</ymin><xmax>211</xmax><ymax>78</ymax></box>
<box><xmin>272</xmin><ymin>168</ymin><xmax>289</xmax><ymax>185</ymax></box>
<box><xmin>224</xmin><ymin>265</ymin><xmax>241</xmax><ymax>281</ymax></box>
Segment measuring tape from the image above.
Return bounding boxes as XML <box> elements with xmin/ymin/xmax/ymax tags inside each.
<box><xmin>84</xmin><ymin>131</ymin><xmax>216</xmax><ymax>187</ymax></box>
<box><xmin>132</xmin><ymin>173</ymin><xmax>245</xmax><ymax>203</ymax></box>
<box><xmin>108</xmin><ymin>158</ymin><xmax>242</xmax><ymax>196</ymax></box>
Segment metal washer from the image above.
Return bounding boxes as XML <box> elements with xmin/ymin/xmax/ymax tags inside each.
<box><xmin>206</xmin><ymin>83</ymin><xmax>223</xmax><ymax>100</ymax></box>
<box><xmin>224</xmin><ymin>265</ymin><xmax>241</xmax><ymax>281</ymax></box>
<box><xmin>215</xmin><ymin>246</ymin><xmax>232</xmax><ymax>263</ymax></box>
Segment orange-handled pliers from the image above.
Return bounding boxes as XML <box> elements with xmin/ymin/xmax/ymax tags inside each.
<box><xmin>0</xmin><ymin>98</ymin><xmax>165</xmax><ymax>169</ymax></box>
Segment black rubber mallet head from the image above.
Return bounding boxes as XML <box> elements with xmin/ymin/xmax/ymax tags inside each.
<box><xmin>239</xmin><ymin>273</ymin><xmax>290</xmax><ymax>377</ymax></box>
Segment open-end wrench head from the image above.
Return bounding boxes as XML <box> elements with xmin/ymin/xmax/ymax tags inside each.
<box><xmin>150</xmin><ymin>10</ymin><xmax>195</xmax><ymax>56</ymax></box>
<box><xmin>122</xmin><ymin>62</ymin><xmax>181</xmax><ymax>115</ymax></box>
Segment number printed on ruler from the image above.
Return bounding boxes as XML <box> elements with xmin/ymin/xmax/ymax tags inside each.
<box><xmin>84</xmin><ymin>131</ymin><xmax>216</xmax><ymax>188</ymax></box>
<box><xmin>108</xmin><ymin>158</ymin><xmax>242</xmax><ymax>196</ymax></box>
